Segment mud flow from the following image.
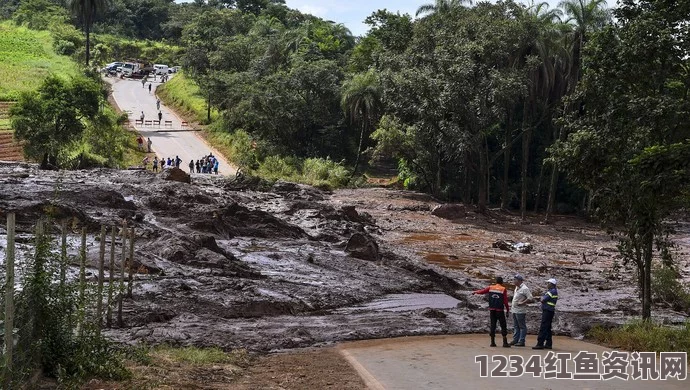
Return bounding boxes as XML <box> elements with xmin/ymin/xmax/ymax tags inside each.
<box><xmin>0</xmin><ymin>162</ymin><xmax>688</xmax><ymax>352</ymax></box>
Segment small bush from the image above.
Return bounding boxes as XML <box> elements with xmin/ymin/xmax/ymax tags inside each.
<box><xmin>302</xmin><ymin>157</ymin><xmax>350</xmax><ymax>187</ymax></box>
<box><xmin>652</xmin><ymin>265</ymin><xmax>690</xmax><ymax>313</ymax></box>
<box><xmin>54</xmin><ymin>39</ymin><xmax>76</xmax><ymax>56</ymax></box>
<box><xmin>257</xmin><ymin>155</ymin><xmax>299</xmax><ymax>180</ymax></box>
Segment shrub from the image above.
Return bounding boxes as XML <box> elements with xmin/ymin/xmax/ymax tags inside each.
<box><xmin>54</xmin><ymin>39</ymin><xmax>76</xmax><ymax>56</ymax></box>
<box><xmin>257</xmin><ymin>155</ymin><xmax>299</xmax><ymax>180</ymax></box>
<box><xmin>302</xmin><ymin>157</ymin><xmax>350</xmax><ymax>187</ymax></box>
<box><xmin>652</xmin><ymin>265</ymin><xmax>690</xmax><ymax>313</ymax></box>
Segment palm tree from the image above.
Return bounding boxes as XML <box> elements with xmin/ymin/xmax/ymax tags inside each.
<box><xmin>341</xmin><ymin>70</ymin><xmax>382</xmax><ymax>180</ymax></box>
<box><xmin>517</xmin><ymin>1</ymin><xmax>566</xmax><ymax>219</ymax></box>
<box><xmin>542</xmin><ymin>0</ymin><xmax>610</xmax><ymax>219</ymax></box>
<box><xmin>69</xmin><ymin>0</ymin><xmax>111</xmax><ymax>67</ymax></box>
<box><xmin>559</xmin><ymin>0</ymin><xmax>610</xmax><ymax>83</ymax></box>
<box><xmin>416</xmin><ymin>0</ymin><xmax>472</xmax><ymax>17</ymax></box>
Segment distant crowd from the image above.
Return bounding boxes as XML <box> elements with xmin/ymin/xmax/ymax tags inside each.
<box><xmin>191</xmin><ymin>154</ymin><xmax>220</xmax><ymax>175</ymax></box>
<box><xmin>141</xmin><ymin>153</ymin><xmax>219</xmax><ymax>175</ymax></box>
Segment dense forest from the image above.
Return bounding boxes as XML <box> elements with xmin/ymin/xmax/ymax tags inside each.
<box><xmin>4</xmin><ymin>0</ymin><xmax>690</xmax><ymax>317</ymax></box>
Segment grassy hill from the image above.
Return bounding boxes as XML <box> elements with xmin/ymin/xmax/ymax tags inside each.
<box><xmin>0</xmin><ymin>21</ymin><xmax>79</xmax><ymax>101</ymax></box>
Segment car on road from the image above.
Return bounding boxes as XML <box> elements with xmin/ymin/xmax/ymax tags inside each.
<box><xmin>103</xmin><ymin>61</ymin><xmax>123</xmax><ymax>72</ymax></box>
<box><xmin>154</xmin><ymin>64</ymin><xmax>169</xmax><ymax>75</ymax></box>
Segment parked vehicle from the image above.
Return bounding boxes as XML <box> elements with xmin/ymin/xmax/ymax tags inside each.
<box><xmin>122</xmin><ymin>62</ymin><xmax>139</xmax><ymax>77</ymax></box>
<box><xmin>102</xmin><ymin>61</ymin><xmax>123</xmax><ymax>73</ymax></box>
<box><xmin>153</xmin><ymin>64</ymin><xmax>169</xmax><ymax>75</ymax></box>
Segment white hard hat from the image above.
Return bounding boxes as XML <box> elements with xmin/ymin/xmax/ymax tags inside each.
<box><xmin>547</xmin><ymin>278</ymin><xmax>557</xmax><ymax>285</ymax></box>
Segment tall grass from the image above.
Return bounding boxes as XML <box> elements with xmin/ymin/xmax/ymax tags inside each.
<box><xmin>156</xmin><ymin>71</ymin><xmax>219</xmax><ymax>124</ymax></box>
<box><xmin>0</xmin><ymin>21</ymin><xmax>79</xmax><ymax>101</ymax></box>
<box><xmin>588</xmin><ymin>320</ymin><xmax>690</xmax><ymax>355</ymax></box>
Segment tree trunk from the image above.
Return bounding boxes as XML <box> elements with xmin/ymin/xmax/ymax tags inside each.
<box><xmin>207</xmin><ymin>91</ymin><xmax>212</xmax><ymax>123</ymax></box>
<box><xmin>533</xmin><ymin>161</ymin><xmax>544</xmax><ymax>213</ymax></box>
<box><xmin>642</xmin><ymin>233</ymin><xmax>653</xmax><ymax>320</ymax></box>
<box><xmin>435</xmin><ymin>147</ymin><xmax>442</xmax><ymax>198</ymax></box>
<box><xmin>478</xmin><ymin>138</ymin><xmax>488</xmax><ymax>213</ymax></box>
<box><xmin>545</xmin><ymin>163</ymin><xmax>558</xmax><ymax>223</ymax></box>
<box><xmin>520</xmin><ymin>126</ymin><xmax>531</xmax><ymax>220</ymax></box>
<box><xmin>463</xmin><ymin>159</ymin><xmax>471</xmax><ymax>205</ymax></box>
<box><xmin>85</xmin><ymin>23</ymin><xmax>90</xmax><ymax>67</ymax></box>
<box><xmin>501</xmin><ymin>111</ymin><xmax>513</xmax><ymax>209</ymax></box>
<box><xmin>349</xmin><ymin>121</ymin><xmax>366</xmax><ymax>182</ymax></box>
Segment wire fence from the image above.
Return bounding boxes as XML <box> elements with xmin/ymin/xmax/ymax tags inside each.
<box><xmin>0</xmin><ymin>213</ymin><xmax>136</xmax><ymax>387</ymax></box>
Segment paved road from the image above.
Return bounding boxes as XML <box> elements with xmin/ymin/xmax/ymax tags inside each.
<box><xmin>106</xmin><ymin>76</ymin><xmax>234</xmax><ymax>175</ymax></box>
<box><xmin>340</xmin><ymin>334</ymin><xmax>688</xmax><ymax>390</ymax></box>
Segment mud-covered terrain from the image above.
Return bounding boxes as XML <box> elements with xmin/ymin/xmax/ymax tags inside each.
<box><xmin>1</xmin><ymin>161</ymin><xmax>688</xmax><ymax>353</ymax></box>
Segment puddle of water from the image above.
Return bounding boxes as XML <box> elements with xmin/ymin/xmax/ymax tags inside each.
<box><xmin>356</xmin><ymin>293</ymin><xmax>460</xmax><ymax>312</ymax></box>
<box><xmin>423</xmin><ymin>253</ymin><xmax>508</xmax><ymax>270</ymax></box>
<box><xmin>402</xmin><ymin>233</ymin><xmax>473</xmax><ymax>243</ymax></box>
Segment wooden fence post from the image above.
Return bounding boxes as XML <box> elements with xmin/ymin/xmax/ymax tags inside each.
<box><xmin>78</xmin><ymin>227</ymin><xmax>86</xmax><ymax>337</ymax></box>
<box><xmin>106</xmin><ymin>226</ymin><xmax>116</xmax><ymax>328</ymax></box>
<box><xmin>4</xmin><ymin>213</ymin><xmax>16</xmax><ymax>388</ymax></box>
<box><xmin>117</xmin><ymin>222</ymin><xmax>127</xmax><ymax>327</ymax></box>
<box><xmin>59</xmin><ymin>220</ymin><xmax>67</xmax><ymax>288</ymax></box>
<box><xmin>96</xmin><ymin>225</ymin><xmax>106</xmax><ymax>333</ymax></box>
<box><xmin>127</xmin><ymin>227</ymin><xmax>135</xmax><ymax>298</ymax></box>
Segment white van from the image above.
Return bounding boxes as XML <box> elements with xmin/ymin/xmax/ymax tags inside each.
<box><xmin>154</xmin><ymin>64</ymin><xmax>169</xmax><ymax>75</ymax></box>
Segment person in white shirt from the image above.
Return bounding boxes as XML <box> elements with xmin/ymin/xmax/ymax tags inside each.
<box><xmin>510</xmin><ymin>274</ymin><xmax>533</xmax><ymax>346</ymax></box>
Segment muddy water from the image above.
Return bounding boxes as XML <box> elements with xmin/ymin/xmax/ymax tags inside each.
<box><xmin>351</xmin><ymin>293</ymin><xmax>461</xmax><ymax>312</ymax></box>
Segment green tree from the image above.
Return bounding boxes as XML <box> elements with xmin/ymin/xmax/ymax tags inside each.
<box><xmin>552</xmin><ymin>0</ymin><xmax>690</xmax><ymax>319</ymax></box>
<box><xmin>12</xmin><ymin>0</ymin><xmax>69</xmax><ymax>30</ymax></box>
<box><xmin>415</xmin><ymin>0</ymin><xmax>471</xmax><ymax>17</ymax></box>
<box><xmin>68</xmin><ymin>0</ymin><xmax>112</xmax><ymax>66</ymax></box>
<box><xmin>10</xmin><ymin>75</ymin><xmax>101</xmax><ymax>168</ymax></box>
<box><xmin>341</xmin><ymin>69</ymin><xmax>382</xmax><ymax>180</ymax></box>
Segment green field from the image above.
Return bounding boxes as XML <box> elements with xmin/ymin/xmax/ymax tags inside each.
<box><xmin>0</xmin><ymin>21</ymin><xmax>79</xmax><ymax>101</ymax></box>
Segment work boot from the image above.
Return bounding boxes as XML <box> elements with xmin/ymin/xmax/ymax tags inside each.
<box><xmin>490</xmin><ymin>337</ymin><xmax>496</xmax><ymax>347</ymax></box>
<box><xmin>502</xmin><ymin>337</ymin><xmax>511</xmax><ymax>348</ymax></box>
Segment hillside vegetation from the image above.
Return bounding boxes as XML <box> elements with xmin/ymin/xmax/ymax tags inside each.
<box><xmin>156</xmin><ymin>71</ymin><xmax>216</xmax><ymax>124</ymax></box>
<box><xmin>0</xmin><ymin>21</ymin><xmax>78</xmax><ymax>100</ymax></box>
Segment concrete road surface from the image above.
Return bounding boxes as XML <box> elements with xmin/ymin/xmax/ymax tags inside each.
<box><xmin>106</xmin><ymin>76</ymin><xmax>234</xmax><ymax>175</ymax></box>
<box><xmin>340</xmin><ymin>334</ymin><xmax>688</xmax><ymax>390</ymax></box>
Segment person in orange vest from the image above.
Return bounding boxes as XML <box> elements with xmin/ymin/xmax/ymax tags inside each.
<box><xmin>473</xmin><ymin>276</ymin><xmax>511</xmax><ymax>347</ymax></box>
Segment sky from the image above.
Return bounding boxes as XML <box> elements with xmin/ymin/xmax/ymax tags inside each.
<box><xmin>284</xmin><ymin>0</ymin><xmax>570</xmax><ymax>36</ymax></box>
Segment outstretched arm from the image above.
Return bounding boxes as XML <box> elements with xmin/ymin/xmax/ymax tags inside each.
<box><xmin>472</xmin><ymin>287</ymin><xmax>490</xmax><ymax>295</ymax></box>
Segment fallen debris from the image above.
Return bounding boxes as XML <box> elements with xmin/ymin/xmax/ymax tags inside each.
<box><xmin>492</xmin><ymin>240</ymin><xmax>533</xmax><ymax>254</ymax></box>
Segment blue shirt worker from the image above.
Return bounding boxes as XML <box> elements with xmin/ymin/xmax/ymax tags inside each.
<box><xmin>533</xmin><ymin>278</ymin><xmax>558</xmax><ymax>350</ymax></box>
<box><xmin>473</xmin><ymin>276</ymin><xmax>511</xmax><ymax>348</ymax></box>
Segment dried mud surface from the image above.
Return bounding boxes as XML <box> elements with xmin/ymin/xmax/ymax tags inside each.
<box><xmin>1</xmin><ymin>162</ymin><xmax>689</xmax><ymax>357</ymax></box>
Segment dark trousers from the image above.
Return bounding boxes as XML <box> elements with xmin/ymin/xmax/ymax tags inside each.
<box><xmin>537</xmin><ymin>309</ymin><xmax>555</xmax><ymax>347</ymax></box>
<box><xmin>489</xmin><ymin>310</ymin><xmax>508</xmax><ymax>337</ymax></box>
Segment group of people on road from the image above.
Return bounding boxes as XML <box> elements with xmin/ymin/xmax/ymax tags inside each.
<box><xmin>472</xmin><ymin>274</ymin><xmax>558</xmax><ymax>349</ymax></box>
<box><xmin>146</xmin><ymin>155</ymin><xmax>183</xmax><ymax>172</ymax></box>
<box><xmin>189</xmin><ymin>153</ymin><xmax>219</xmax><ymax>175</ymax></box>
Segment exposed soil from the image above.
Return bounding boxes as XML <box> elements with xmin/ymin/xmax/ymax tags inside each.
<box><xmin>1</xmin><ymin>161</ymin><xmax>689</xmax><ymax>388</ymax></box>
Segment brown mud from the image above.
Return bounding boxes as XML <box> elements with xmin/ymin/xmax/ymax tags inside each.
<box><xmin>0</xmin><ymin>162</ymin><xmax>688</xmax><ymax>355</ymax></box>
